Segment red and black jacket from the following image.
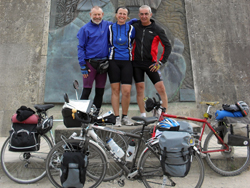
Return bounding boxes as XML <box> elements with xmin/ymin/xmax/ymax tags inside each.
<box><xmin>132</xmin><ymin>19</ymin><xmax>172</xmax><ymax>67</ymax></box>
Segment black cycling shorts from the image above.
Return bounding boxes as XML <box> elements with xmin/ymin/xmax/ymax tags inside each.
<box><xmin>133</xmin><ymin>66</ymin><xmax>162</xmax><ymax>85</ymax></box>
<box><xmin>108</xmin><ymin>60</ymin><xmax>133</xmax><ymax>84</ymax></box>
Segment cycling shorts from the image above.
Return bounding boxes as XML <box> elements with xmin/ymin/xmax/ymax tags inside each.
<box><xmin>108</xmin><ymin>60</ymin><xmax>133</xmax><ymax>85</ymax></box>
<box><xmin>133</xmin><ymin>66</ymin><xmax>162</xmax><ymax>85</ymax></box>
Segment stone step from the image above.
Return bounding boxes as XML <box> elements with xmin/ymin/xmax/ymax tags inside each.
<box><xmin>52</xmin><ymin>102</ymin><xmax>201</xmax><ymax>143</ymax></box>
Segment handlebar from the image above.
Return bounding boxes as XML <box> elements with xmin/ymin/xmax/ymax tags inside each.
<box><xmin>144</xmin><ymin>93</ymin><xmax>165</xmax><ymax>113</ymax></box>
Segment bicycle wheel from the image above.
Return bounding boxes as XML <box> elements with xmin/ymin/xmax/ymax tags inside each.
<box><xmin>204</xmin><ymin>126</ymin><xmax>250</xmax><ymax>176</ymax></box>
<box><xmin>1</xmin><ymin>135</ymin><xmax>52</xmax><ymax>183</ymax></box>
<box><xmin>46</xmin><ymin>139</ymin><xmax>107</xmax><ymax>188</ymax></box>
<box><xmin>139</xmin><ymin>145</ymin><xmax>204</xmax><ymax>188</ymax></box>
<box><xmin>95</xmin><ymin>129</ymin><xmax>128</xmax><ymax>181</ymax></box>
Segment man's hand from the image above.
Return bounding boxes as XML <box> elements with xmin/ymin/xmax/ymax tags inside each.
<box><xmin>81</xmin><ymin>65</ymin><xmax>90</xmax><ymax>78</ymax></box>
<box><xmin>149</xmin><ymin>61</ymin><xmax>162</xmax><ymax>72</ymax></box>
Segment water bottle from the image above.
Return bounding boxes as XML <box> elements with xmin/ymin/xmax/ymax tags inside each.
<box><xmin>106</xmin><ymin>138</ymin><xmax>125</xmax><ymax>158</ymax></box>
<box><xmin>126</xmin><ymin>140</ymin><xmax>136</xmax><ymax>162</ymax></box>
<box><xmin>102</xmin><ymin>110</ymin><xmax>113</xmax><ymax>117</ymax></box>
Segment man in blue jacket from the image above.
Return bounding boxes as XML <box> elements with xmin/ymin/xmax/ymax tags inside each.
<box><xmin>77</xmin><ymin>6</ymin><xmax>112</xmax><ymax>116</ymax></box>
<box><xmin>77</xmin><ymin>6</ymin><xmax>137</xmax><ymax>117</ymax></box>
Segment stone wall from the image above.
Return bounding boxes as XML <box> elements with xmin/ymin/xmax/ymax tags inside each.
<box><xmin>0</xmin><ymin>0</ymin><xmax>249</xmax><ymax>136</ymax></box>
<box><xmin>0</xmin><ymin>0</ymin><xmax>51</xmax><ymax>136</ymax></box>
<box><xmin>185</xmin><ymin>0</ymin><xmax>250</xmax><ymax>109</ymax></box>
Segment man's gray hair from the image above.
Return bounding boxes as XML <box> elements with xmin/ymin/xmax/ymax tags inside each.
<box><xmin>90</xmin><ymin>6</ymin><xmax>103</xmax><ymax>13</ymax></box>
<box><xmin>139</xmin><ymin>5</ymin><xmax>152</xmax><ymax>13</ymax></box>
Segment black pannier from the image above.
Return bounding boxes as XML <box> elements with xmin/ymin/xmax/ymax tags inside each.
<box><xmin>222</xmin><ymin>116</ymin><xmax>250</xmax><ymax>146</ymax></box>
<box><xmin>9</xmin><ymin>123</ymin><xmax>40</xmax><ymax>152</ymax></box>
<box><xmin>60</xmin><ymin>143</ymin><xmax>88</xmax><ymax>188</ymax></box>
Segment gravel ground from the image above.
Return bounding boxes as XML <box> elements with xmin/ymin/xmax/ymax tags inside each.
<box><xmin>1</xmin><ymin>137</ymin><xmax>250</xmax><ymax>188</ymax></box>
<box><xmin>0</xmin><ymin>164</ymin><xmax>250</xmax><ymax>188</ymax></box>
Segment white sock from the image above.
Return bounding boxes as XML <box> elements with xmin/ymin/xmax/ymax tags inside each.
<box><xmin>141</xmin><ymin>113</ymin><xmax>146</xmax><ymax>117</ymax></box>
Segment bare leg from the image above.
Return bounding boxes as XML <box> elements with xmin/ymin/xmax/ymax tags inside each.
<box><xmin>121</xmin><ymin>84</ymin><xmax>132</xmax><ymax>115</ymax></box>
<box><xmin>111</xmin><ymin>83</ymin><xmax>120</xmax><ymax>116</ymax></box>
<box><xmin>135</xmin><ymin>82</ymin><xmax>146</xmax><ymax>113</ymax></box>
<box><xmin>154</xmin><ymin>81</ymin><xmax>168</xmax><ymax>111</ymax></box>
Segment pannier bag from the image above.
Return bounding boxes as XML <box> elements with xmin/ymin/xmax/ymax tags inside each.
<box><xmin>178</xmin><ymin>121</ymin><xmax>193</xmax><ymax>134</ymax></box>
<box><xmin>60</xmin><ymin>146</ymin><xmax>88</xmax><ymax>188</ymax></box>
<box><xmin>9</xmin><ymin>123</ymin><xmax>40</xmax><ymax>152</ymax></box>
<box><xmin>222</xmin><ymin>116</ymin><xmax>250</xmax><ymax>146</ymax></box>
<box><xmin>223</xmin><ymin>133</ymin><xmax>250</xmax><ymax>146</ymax></box>
<box><xmin>159</xmin><ymin>131</ymin><xmax>193</xmax><ymax>177</ymax></box>
<box><xmin>223</xmin><ymin>116</ymin><xmax>250</xmax><ymax>137</ymax></box>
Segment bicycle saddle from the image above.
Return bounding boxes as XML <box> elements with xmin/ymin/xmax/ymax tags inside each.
<box><xmin>34</xmin><ymin>104</ymin><xmax>55</xmax><ymax>112</ymax></box>
<box><xmin>131</xmin><ymin>116</ymin><xmax>158</xmax><ymax>126</ymax></box>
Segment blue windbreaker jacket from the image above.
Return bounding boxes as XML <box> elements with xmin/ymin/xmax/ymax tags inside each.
<box><xmin>108</xmin><ymin>22</ymin><xmax>135</xmax><ymax>61</ymax></box>
<box><xmin>77</xmin><ymin>20</ymin><xmax>113</xmax><ymax>66</ymax></box>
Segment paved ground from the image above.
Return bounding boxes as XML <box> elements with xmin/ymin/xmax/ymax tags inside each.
<box><xmin>1</xmin><ymin>136</ymin><xmax>250</xmax><ymax>188</ymax></box>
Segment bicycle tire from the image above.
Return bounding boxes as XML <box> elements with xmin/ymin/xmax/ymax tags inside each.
<box><xmin>0</xmin><ymin>135</ymin><xmax>52</xmax><ymax>184</ymax></box>
<box><xmin>94</xmin><ymin>129</ymin><xmax>128</xmax><ymax>181</ymax></box>
<box><xmin>139</xmin><ymin>144</ymin><xmax>204</xmax><ymax>188</ymax></box>
<box><xmin>204</xmin><ymin>126</ymin><xmax>250</xmax><ymax>176</ymax></box>
<box><xmin>46</xmin><ymin>139</ymin><xmax>107</xmax><ymax>188</ymax></box>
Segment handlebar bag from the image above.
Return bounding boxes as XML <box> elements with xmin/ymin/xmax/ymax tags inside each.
<box><xmin>9</xmin><ymin>123</ymin><xmax>40</xmax><ymax>152</ymax></box>
<box><xmin>60</xmin><ymin>149</ymin><xmax>88</xmax><ymax>188</ymax></box>
<box><xmin>159</xmin><ymin>131</ymin><xmax>193</xmax><ymax>177</ymax></box>
<box><xmin>62</xmin><ymin>107</ymin><xmax>84</xmax><ymax>128</ymax></box>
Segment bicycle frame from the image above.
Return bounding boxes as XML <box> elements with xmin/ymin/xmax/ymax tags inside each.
<box><xmin>159</xmin><ymin>112</ymin><xmax>230</xmax><ymax>154</ymax></box>
<box><xmin>72</xmin><ymin>122</ymin><xmax>158</xmax><ymax>178</ymax></box>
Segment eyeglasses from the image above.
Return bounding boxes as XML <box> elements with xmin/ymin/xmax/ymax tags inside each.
<box><xmin>139</xmin><ymin>13</ymin><xmax>150</xmax><ymax>16</ymax></box>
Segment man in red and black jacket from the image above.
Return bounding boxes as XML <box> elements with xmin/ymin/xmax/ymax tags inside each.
<box><xmin>132</xmin><ymin>5</ymin><xmax>172</xmax><ymax>116</ymax></box>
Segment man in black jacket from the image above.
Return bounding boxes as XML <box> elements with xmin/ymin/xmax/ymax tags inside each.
<box><xmin>132</xmin><ymin>5</ymin><xmax>172</xmax><ymax>116</ymax></box>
